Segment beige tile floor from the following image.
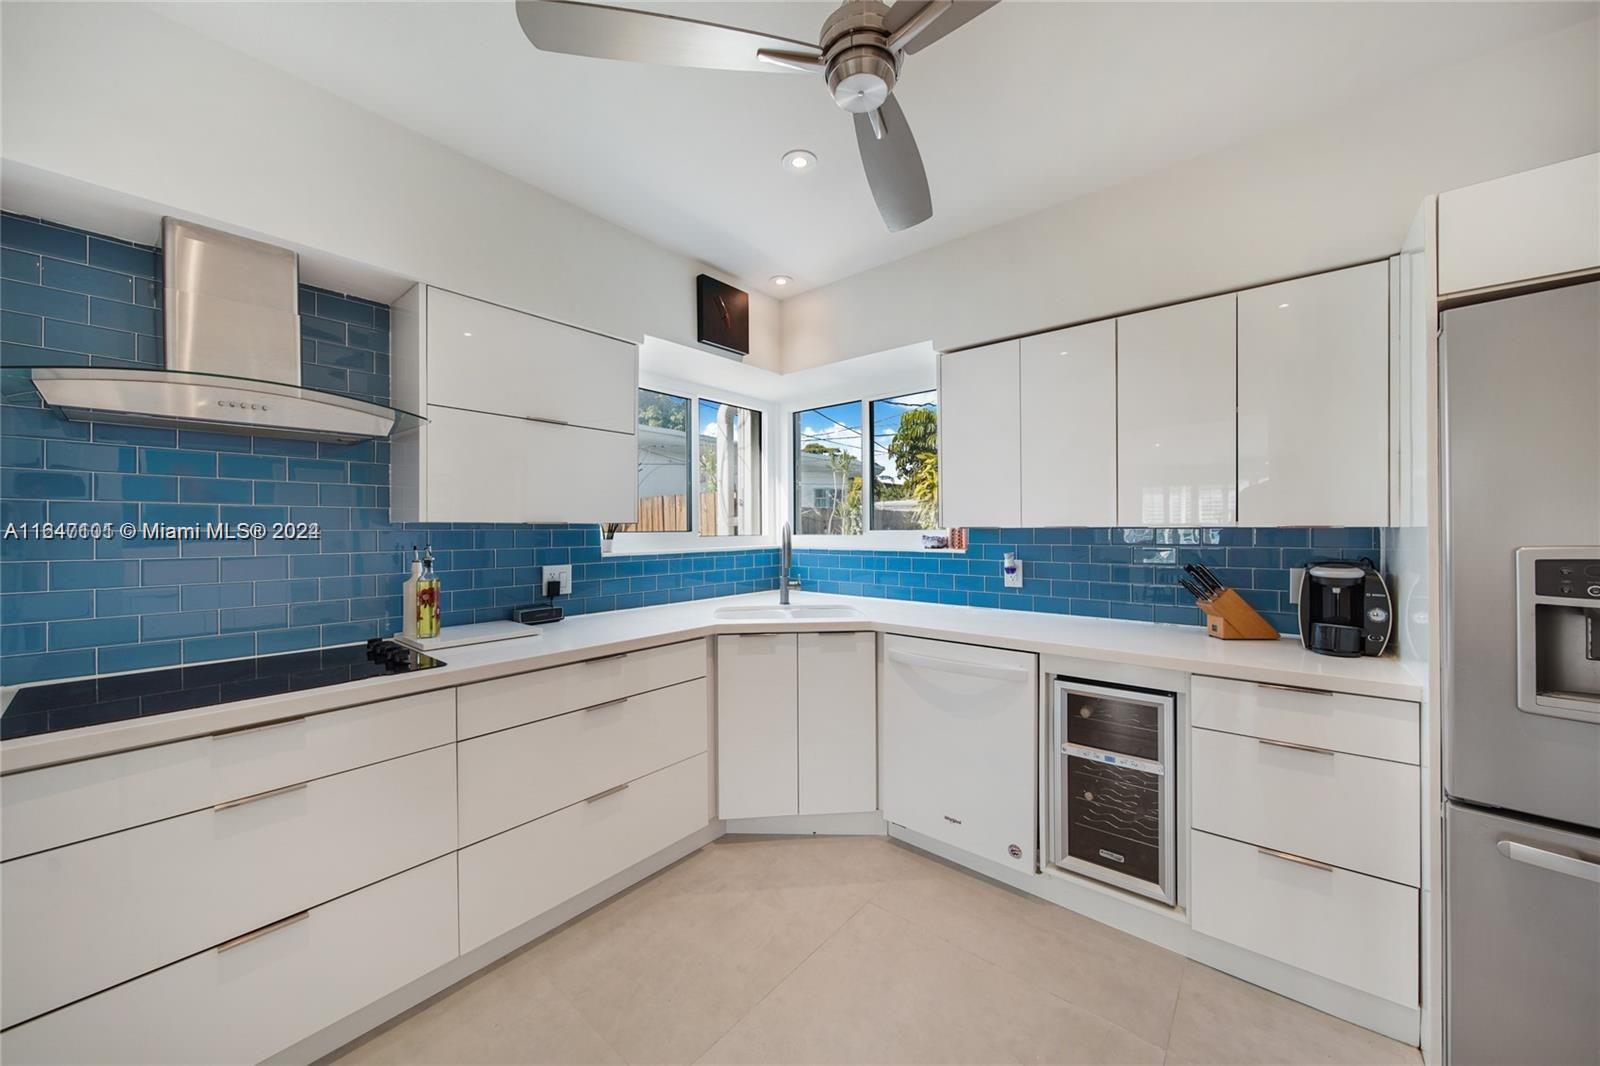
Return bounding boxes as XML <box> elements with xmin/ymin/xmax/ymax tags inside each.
<box><xmin>332</xmin><ymin>836</ymin><xmax>1421</xmax><ymax>1066</ymax></box>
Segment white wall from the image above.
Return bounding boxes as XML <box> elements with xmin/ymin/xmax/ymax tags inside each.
<box><xmin>0</xmin><ymin>2</ymin><xmax>781</xmax><ymax>370</ymax></box>
<box><xmin>780</xmin><ymin>18</ymin><xmax>1600</xmax><ymax>369</ymax></box>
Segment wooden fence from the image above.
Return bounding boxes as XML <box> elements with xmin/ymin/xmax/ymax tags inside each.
<box><xmin>625</xmin><ymin>494</ymin><xmax>719</xmax><ymax>533</ymax></box>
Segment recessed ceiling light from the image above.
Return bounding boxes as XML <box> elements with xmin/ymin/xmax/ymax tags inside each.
<box><xmin>781</xmin><ymin>149</ymin><xmax>816</xmax><ymax>172</ymax></box>
<box><xmin>770</xmin><ymin>275</ymin><xmax>793</xmax><ymax>287</ymax></box>
<box><xmin>463</xmin><ymin>331</ymin><xmax>473</xmax><ymax>337</ymax></box>
<box><xmin>1278</xmin><ymin>303</ymin><xmax>1290</xmax><ymax>310</ymax></box>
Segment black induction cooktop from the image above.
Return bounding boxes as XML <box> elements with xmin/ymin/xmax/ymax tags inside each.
<box><xmin>0</xmin><ymin>639</ymin><xmax>446</xmax><ymax>741</ymax></box>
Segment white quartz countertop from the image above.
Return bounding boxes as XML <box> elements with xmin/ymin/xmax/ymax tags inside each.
<box><xmin>0</xmin><ymin>591</ymin><xmax>1423</xmax><ymax>774</ymax></box>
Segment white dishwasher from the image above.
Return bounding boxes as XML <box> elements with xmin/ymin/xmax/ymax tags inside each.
<box><xmin>880</xmin><ymin>635</ymin><xmax>1039</xmax><ymax>873</ymax></box>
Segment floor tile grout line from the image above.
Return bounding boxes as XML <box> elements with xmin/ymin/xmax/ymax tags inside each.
<box><xmin>1163</xmin><ymin>961</ymin><xmax>1192</xmax><ymax>1065</ymax></box>
<box><xmin>685</xmin><ymin>875</ymin><xmax>887</xmax><ymax>1065</ymax></box>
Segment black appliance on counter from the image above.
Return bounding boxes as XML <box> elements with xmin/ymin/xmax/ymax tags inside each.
<box><xmin>0</xmin><ymin>639</ymin><xmax>444</xmax><ymax>741</ymax></box>
<box><xmin>1296</xmin><ymin>558</ymin><xmax>1392</xmax><ymax>657</ymax></box>
<box><xmin>1047</xmin><ymin>678</ymin><xmax>1176</xmax><ymax>905</ymax></box>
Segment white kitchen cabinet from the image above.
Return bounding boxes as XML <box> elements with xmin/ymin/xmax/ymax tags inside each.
<box><xmin>459</xmin><ymin>753</ymin><xmax>710</xmax><ymax>952</ymax></box>
<box><xmin>1191</xmin><ymin>830</ymin><xmax>1418</xmax><ymax>1006</ymax></box>
<box><xmin>1116</xmin><ymin>294</ymin><xmax>1236</xmax><ymax>526</ymax></box>
<box><xmin>457</xmin><ymin>639</ymin><xmax>707</xmax><ymax>740</ymax></box>
<box><xmin>716</xmin><ymin>633</ymin><xmax>799</xmax><ymax>819</ymax></box>
<box><xmin>880</xmin><ymin>635</ymin><xmax>1037</xmax><ymax>872</ymax></box>
<box><xmin>797</xmin><ymin>632</ymin><xmax>878</xmax><ymax>816</ymax></box>
<box><xmin>0</xmin><ymin>689</ymin><xmax>455</xmax><ymax>863</ymax></box>
<box><xmin>1237</xmin><ymin>263</ymin><xmax>1389</xmax><ymax>526</ymax></box>
<box><xmin>0</xmin><ymin>856</ymin><xmax>459</xmax><ymax>1066</ymax></box>
<box><xmin>1190</xmin><ymin>675</ymin><xmax>1418</xmax><ymax>765</ymax></box>
<box><xmin>426</xmin><ymin>287</ymin><xmax>637</xmax><ymax>434</ymax></box>
<box><xmin>1</xmin><ymin>744</ymin><xmax>457</xmax><ymax>1028</ymax></box>
<box><xmin>402</xmin><ymin>404</ymin><xmax>636</xmax><ymax>524</ymax></box>
<box><xmin>1438</xmin><ymin>153</ymin><xmax>1600</xmax><ymax>296</ymax></box>
<box><xmin>1020</xmin><ymin>321</ymin><xmax>1117</xmax><ymax>526</ymax></box>
<box><xmin>390</xmin><ymin>284</ymin><xmax>639</xmax><ymax>523</ymax></box>
<box><xmin>939</xmin><ymin>339</ymin><xmax>1022</xmax><ymax>527</ymax></box>
<box><xmin>715</xmin><ymin>631</ymin><xmax>877</xmax><ymax>820</ymax></box>
<box><xmin>458</xmin><ymin>677</ymin><xmax>708</xmax><ymax>846</ymax></box>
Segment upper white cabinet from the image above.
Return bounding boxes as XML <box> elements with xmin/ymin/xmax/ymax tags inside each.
<box><xmin>939</xmin><ymin>340</ymin><xmax>1022</xmax><ymax>528</ymax></box>
<box><xmin>425</xmin><ymin>288</ymin><xmax>636</xmax><ymax>434</ymax></box>
<box><xmin>1237</xmin><ymin>263</ymin><xmax>1390</xmax><ymax>526</ymax></box>
<box><xmin>390</xmin><ymin>285</ymin><xmax>639</xmax><ymax>523</ymax></box>
<box><xmin>1117</xmin><ymin>294</ymin><xmax>1237</xmax><ymax>526</ymax></box>
<box><xmin>1020</xmin><ymin>321</ymin><xmax>1117</xmax><ymax>527</ymax></box>
<box><xmin>1438</xmin><ymin>154</ymin><xmax>1600</xmax><ymax>297</ymax></box>
<box><xmin>715</xmin><ymin>631</ymin><xmax>877</xmax><ymax>820</ymax></box>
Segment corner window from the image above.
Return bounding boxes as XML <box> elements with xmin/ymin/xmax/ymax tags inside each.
<box><xmin>622</xmin><ymin>388</ymin><xmax>691</xmax><ymax>533</ymax></box>
<box><xmin>618</xmin><ymin>387</ymin><xmax>766</xmax><ymax>545</ymax></box>
<box><xmin>870</xmin><ymin>391</ymin><xmax>939</xmax><ymax>530</ymax></box>
<box><xmin>794</xmin><ymin>402</ymin><xmax>863</xmax><ymax>534</ymax></box>
<box><xmin>793</xmin><ymin>392</ymin><xmax>940</xmax><ymax>539</ymax></box>
<box><xmin>698</xmin><ymin>399</ymin><xmax>762</xmax><ymax>536</ymax></box>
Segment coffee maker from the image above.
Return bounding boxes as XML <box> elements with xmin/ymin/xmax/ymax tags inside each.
<box><xmin>1297</xmin><ymin>558</ymin><xmax>1392</xmax><ymax>657</ymax></box>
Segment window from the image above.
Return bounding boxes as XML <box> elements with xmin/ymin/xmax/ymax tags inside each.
<box><xmin>698</xmin><ymin>399</ymin><xmax>761</xmax><ymax>536</ymax></box>
<box><xmin>623</xmin><ymin>388</ymin><xmax>691</xmax><ymax>533</ymax></box>
<box><xmin>794</xmin><ymin>402</ymin><xmax>863</xmax><ymax>534</ymax></box>
<box><xmin>620</xmin><ymin>387</ymin><xmax>765</xmax><ymax>541</ymax></box>
<box><xmin>793</xmin><ymin>392</ymin><xmax>940</xmax><ymax>537</ymax></box>
<box><xmin>870</xmin><ymin>391</ymin><xmax>939</xmax><ymax>530</ymax></box>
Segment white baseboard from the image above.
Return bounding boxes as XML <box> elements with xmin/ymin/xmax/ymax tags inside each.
<box><xmin>724</xmin><ymin>811</ymin><xmax>887</xmax><ymax>836</ymax></box>
<box><xmin>886</xmin><ymin>824</ymin><xmax>1421</xmax><ymax>1048</ymax></box>
<box><xmin>279</xmin><ymin>821</ymin><xmax>723</xmax><ymax>1066</ymax></box>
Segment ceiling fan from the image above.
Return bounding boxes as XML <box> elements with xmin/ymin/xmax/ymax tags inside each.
<box><xmin>514</xmin><ymin>0</ymin><xmax>1000</xmax><ymax>232</ymax></box>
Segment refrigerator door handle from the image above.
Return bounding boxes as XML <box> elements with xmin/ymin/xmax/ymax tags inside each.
<box><xmin>1497</xmin><ymin>839</ymin><xmax>1600</xmax><ymax>883</ymax></box>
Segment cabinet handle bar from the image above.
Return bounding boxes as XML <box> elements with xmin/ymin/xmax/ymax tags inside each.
<box><xmin>1256</xmin><ymin>846</ymin><xmax>1334</xmax><ymax>872</ymax></box>
<box><xmin>213</xmin><ymin>781</ymin><xmax>308</xmax><ymax>812</ymax></box>
<box><xmin>216</xmin><ymin>911</ymin><xmax>309</xmax><ymax>953</ymax></box>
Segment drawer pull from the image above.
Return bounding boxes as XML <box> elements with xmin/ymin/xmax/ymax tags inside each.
<box><xmin>211</xmin><ymin>715</ymin><xmax>307</xmax><ymax>739</ymax></box>
<box><xmin>1257</xmin><ymin>738</ymin><xmax>1337</xmax><ymax>757</ymax></box>
<box><xmin>216</xmin><ymin>910</ymin><xmax>309</xmax><ymax>953</ymax></box>
<box><xmin>213</xmin><ymin>781</ymin><xmax>308</xmax><ymax>812</ymax></box>
<box><xmin>584</xmin><ymin>652</ymin><xmax>630</xmax><ymax>666</ymax></box>
<box><xmin>583</xmin><ymin>782</ymin><xmax>630</xmax><ymax>804</ymax></box>
<box><xmin>1253</xmin><ymin>681</ymin><xmax>1333</xmax><ymax>697</ymax></box>
<box><xmin>584</xmin><ymin>697</ymin><xmax>630</xmax><ymax>713</ymax></box>
<box><xmin>526</xmin><ymin>414</ymin><xmax>571</xmax><ymax>427</ymax></box>
<box><xmin>1498</xmin><ymin>840</ymin><xmax>1600</xmax><ymax>883</ymax></box>
<box><xmin>1256</xmin><ymin>846</ymin><xmax>1334</xmax><ymax>873</ymax></box>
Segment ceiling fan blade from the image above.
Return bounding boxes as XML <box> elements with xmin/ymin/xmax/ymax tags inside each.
<box><xmin>883</xmin><ymin>0</ymin><xmax>999</xmax><ymax>55</ymax></box>
<box><xmin>853</xmin><ymin>96</ymin><xmax>932</xmax><ymax>233</ymax></box>
<box><xmin>515</xmin><ymin>0</ymin><xmax>822</xmax><ymax>74</ymax></box>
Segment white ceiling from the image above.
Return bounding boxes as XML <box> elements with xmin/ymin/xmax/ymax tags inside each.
<box><xmin>155</xmin><ymin>1</ymin><xmax>1592</xmax><ymax>298</ymax></box>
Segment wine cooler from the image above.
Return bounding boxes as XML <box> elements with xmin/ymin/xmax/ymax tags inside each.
<box><xmin>1048</xmin><ymin>678</ymin><xmax>1176</xmax><ymax>905</ymax></box>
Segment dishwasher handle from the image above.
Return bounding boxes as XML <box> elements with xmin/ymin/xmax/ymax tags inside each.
<box><xmin>886</xmin><ymin>648</ymin><xmax>1032</xmax><ymax>682</ymax></box>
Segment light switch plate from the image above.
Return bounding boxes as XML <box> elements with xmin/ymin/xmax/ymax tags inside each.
<box><xmin>543</xmin><ymin>564</ymin><xmax>572</xmax><ymax>596</ymax></box>
<box><xmin>1288</xmin><ymin>568</ymin><xmax>1306</xmax><ymax>605</ymax></box>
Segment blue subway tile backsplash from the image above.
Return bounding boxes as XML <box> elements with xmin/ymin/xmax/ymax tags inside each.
<box><xmin>0</xmin><ymin>213</ymin><xmax>1381</xmax><ymax>687</ymax></box>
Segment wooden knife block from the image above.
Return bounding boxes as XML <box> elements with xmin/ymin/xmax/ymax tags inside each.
<box><xmin>1199</xmin><ymin>588</ymin><xmax>1280</xmax><ymax>640</ymax></box>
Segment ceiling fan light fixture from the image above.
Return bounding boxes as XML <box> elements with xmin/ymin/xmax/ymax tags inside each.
<box><xmin>782</xmin><ymin>149</ymin><xmax>817</xmax><ymax>172</ymax></box>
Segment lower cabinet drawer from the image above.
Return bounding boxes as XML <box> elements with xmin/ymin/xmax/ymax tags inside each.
<box><xmin>457</xmin><ymin>639</ymin><xmax>707</xmax><ymax>739</ymax></box>
<box><xmin>1191</xmin><ymin>726</ymin><xmax>1419</xmax><ymax>886</ymax></box>
<box><xmin>1190</xmin><ymin>830</ymin><xmax>1418</xmax><ymax>1006</ymax></box>
<box><xmin>1</xmin><ymin>688</ymin><xmax>456</xmax><ymax>862</ymax></box>
<box><xmin>0</xmin><ymin>855</ymin><xmax>459</xmax><ymax>1066</ymax></box>
<box><xmin>459</xmin><ymin>753</ymin><xmax>709</xmax><ymax>953</ymax></box>
<box><xmin>1</xmin><ymin>744</ymin><xmax>457</xmax><ymax>1028</ymax></box>
<box><xmin>459</xmin><ymin>677</ymin><xmax>707</xmax><ymax>846</ymax></box>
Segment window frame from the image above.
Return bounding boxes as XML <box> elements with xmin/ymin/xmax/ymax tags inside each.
<box><xmin>787</xmin><ymin>387</ymin><xmax>947</xmax><ymax>551</ymax></box>
<box><xmin>613</xmin><ymin>375</ymin><xmax>774</xmax><ymax>554</ymax></box>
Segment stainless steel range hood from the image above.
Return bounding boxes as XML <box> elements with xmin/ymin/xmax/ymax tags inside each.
<box><xmin>29</xmin><ymin>218</ymin><xmax>416</xmax><ymax>443</ymax></box>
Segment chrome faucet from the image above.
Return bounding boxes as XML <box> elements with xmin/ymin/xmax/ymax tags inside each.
<box><xmin>779</xmin><ymin>521</ymin><xmax>797</xmax><ymax>605</ymax></box>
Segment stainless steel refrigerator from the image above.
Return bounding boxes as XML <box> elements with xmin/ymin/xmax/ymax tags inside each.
<box><xmin>1441</xmin><ymin>280</ymin><xmax>1600</xmax><ymax>1065</ymax></box>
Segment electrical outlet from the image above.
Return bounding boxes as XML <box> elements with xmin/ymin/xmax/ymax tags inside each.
<box><xmin>1003</xmin><ymin>552</ymin><xmax>1024</xmax><ymax>589</ymax></box>
<box><xmin>543</xmin><ymin>564</ymin><xmax>572</xmax><ymax>596</ymax></box>
<box><xmin>1288</xmin><ymin>568</ymin><xmax>1306</xmax><ymax>605</ymax></box>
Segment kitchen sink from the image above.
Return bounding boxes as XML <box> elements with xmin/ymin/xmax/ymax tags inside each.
<box><xmin>712</xmin><ymin>603</ymin><xmax>865</xmax><ymax>621</ymax></box>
